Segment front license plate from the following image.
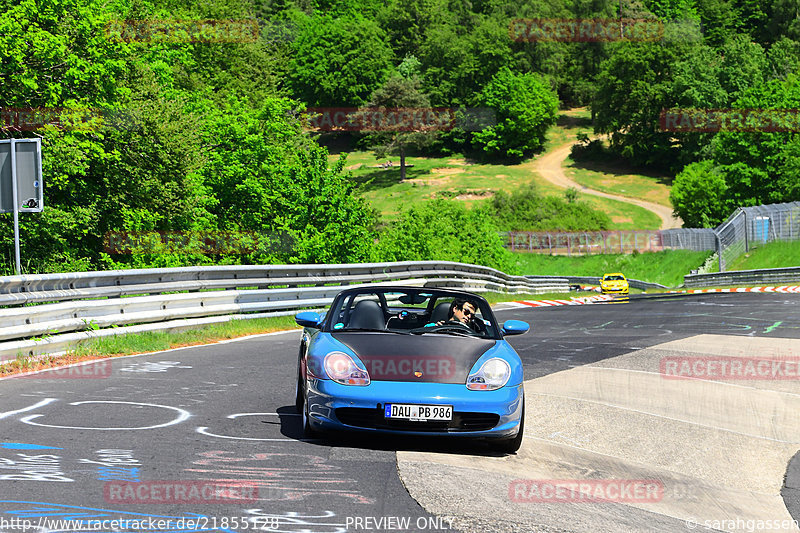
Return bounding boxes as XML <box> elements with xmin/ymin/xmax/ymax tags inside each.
<box><xmin>384</xmin><ymin>403</ymin><xmax>453</xmax><ymax>421</ymax></box>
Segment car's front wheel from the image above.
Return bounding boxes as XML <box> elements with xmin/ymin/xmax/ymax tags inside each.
<box><xmin>295</xmin><ymin>367</ymin><xmax>304</xmax><ymax>413</ymax></box>
<box><xmin>298</xmin><ymin>380</ymin><xmax>319</xmax><ymax>439</ymax></box>
<box><xmin>490</xmin><ymin>400</ymin><xmax>525</xmax><ymax>454</ymax></box>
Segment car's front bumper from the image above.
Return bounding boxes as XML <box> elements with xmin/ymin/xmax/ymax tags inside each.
<box><xmin>601</xmin><ymin>285</ymin><xmax>629</xmax><ymax>294</ymax></box>
<box><xmin>306</xmin><ymin>379</ymin><xmax>523</xmax><ymax>439</ymax></box>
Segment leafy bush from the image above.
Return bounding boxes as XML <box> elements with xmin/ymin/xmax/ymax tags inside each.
<box><xmin>472</xmin><ymin>69</ymin><xmax>559</xmax><ymax>160</ymax></box>
<box><xmin>487</xmin><ymin>186</ymin><xmax>611</xmax><ymax>232</ymax></box>
<box><xmin>376</xmin><ymin>200</ymin><xmax>515</xmax><ymax>273</ymax></box>
<box><xmin>570</xmin><ymin>134</ymin><xmax>608</xmax><ymax>161</ymax></box>
<box><xmin>670</xmin><ymin>160</ymin><xmax>732</xmax><ymax>228</ymax></box>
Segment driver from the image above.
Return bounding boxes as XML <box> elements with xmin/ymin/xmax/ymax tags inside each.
<box><xmin>437</xmin><ymin>299</ymin><xmax>485</xmax><ymax>333</ymax></box>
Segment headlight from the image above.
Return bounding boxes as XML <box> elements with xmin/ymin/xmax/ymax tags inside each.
<box><xmin>466</xmin><ymin>358</ymin><xmax>510</xmax><ymax>390</ymax></box>
<box><xmin>324</xmin><ymin>352</ymin><xmax>370</xmax><ymax>386</ymax></box>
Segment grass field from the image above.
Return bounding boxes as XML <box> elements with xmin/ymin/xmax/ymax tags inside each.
<box><xmin>512</xmin><ymin>249</ymin><xmax>712</xmax><ymax>287</ymax></box>
<box><xmin>726</xmin><ymin>240</ymin><xmax>800</xmax><ymax>271</ymax></box>
<box><xmin>338</xmin><ymin>151</ymin><xmax>538</xmax><ymax>217</ymax></box>
<box><xmin>335</xmin><ymin>109</ymin><xmax>668</xmax><ymax>230</ymax></box>
<box><xmin>578</xmin><ymin>194</ymin><xmax>662</xmax><ymax>230</ymax></box>
<box><xmin>564</xmin><ymin>159</ymin><xmax>674</xmax><ymax>208</ymax></box>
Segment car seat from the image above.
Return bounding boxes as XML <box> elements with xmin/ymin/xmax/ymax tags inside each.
<box><xmin>431</xmin><ymin>301</ymin><xmax>452</xmax><ymax>323</ymax></box>
<box><xmin>348</xmin><ymin>300</ymin><xmax>385</xmax><ymax>330</ymax></box>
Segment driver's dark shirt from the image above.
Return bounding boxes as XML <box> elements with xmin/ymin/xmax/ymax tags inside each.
<box><xmin>434</xmin><ymin>316</ymin><xmax>486</xmax><ymax>334</ymax></box>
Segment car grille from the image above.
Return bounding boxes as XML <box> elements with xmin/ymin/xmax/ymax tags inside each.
<box><xmin>335</xmin><ymin>407</ymin><xmax>500</xmax><ymax>432</ymax></box>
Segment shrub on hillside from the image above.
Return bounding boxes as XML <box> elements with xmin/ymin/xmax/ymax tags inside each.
<box><xmin>376</xmin><ymin>200</ymin><xmax>515</xmax><ymax>273</ymax></box>
<box><xmin>570</xmin><ymin>134</ymin><xmax>607</xmax><ymax>161</ymax></box>
<box><xmin>488</xmin><ymin>186</ymin><xmax>611</xmax><ymax>231</ymax></box>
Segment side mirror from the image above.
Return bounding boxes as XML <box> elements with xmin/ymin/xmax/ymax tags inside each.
<box><xmin>295</xmin><ymin>311</ymin><xmax>322</xmax><ymax>328</ymax></box>
<box><xmin>502</xmin><ymin>320</ymin><xmax>529</xmax><ymax>336</ymax></box>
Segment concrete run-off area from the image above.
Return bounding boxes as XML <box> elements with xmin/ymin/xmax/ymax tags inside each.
<box><xmin>398</xmin><ymin>334</ymin><xmax>800</xmax><ymax>533</ymax></box>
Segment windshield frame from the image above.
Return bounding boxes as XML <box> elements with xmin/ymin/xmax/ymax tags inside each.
<box><xmin>322</xmin><ymin>286</ymin><xmax>502</xmax><ymax>340</ymax></box>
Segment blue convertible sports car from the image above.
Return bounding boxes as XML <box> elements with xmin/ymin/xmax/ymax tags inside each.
<box><xmin>294</xmin><ymin>286</ymin><xmax>529</xmax><ymax>452</ymax></box>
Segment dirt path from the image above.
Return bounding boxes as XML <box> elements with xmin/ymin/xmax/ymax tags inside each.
<box><xmin>533</xmin><ymin>140</ymin><xmax>683</xmax><ymax>230</ymax></box>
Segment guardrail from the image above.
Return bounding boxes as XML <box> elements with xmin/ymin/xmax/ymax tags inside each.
<box><xmin>683</xmin><ymin>266</ymin><xmax>800</xmax><ymax>288</ymax></box>
<box><xmin>0</xmin><ymin>262</ymin><xmax>569</xmax><ymax>362</ymax></box>
<box><xmin>526</xmin><ymin>275</ymin><xmax>667</xmax><ymax>291</ymax></box>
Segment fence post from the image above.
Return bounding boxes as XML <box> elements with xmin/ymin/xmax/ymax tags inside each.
<box><xmin>529</xmin><ymin>233</ymin><xmax>532</xmax><ymax>251</ymax></box>
<box><xmin>567</xmin><ymin>234</ymin><xmax>571</xmax><ymax>257</ymax></box>
<box><xmin>743</xmin><ymin>210</ymin><xmax>749</xmax><ymax>252</ymax></box>
<box><xmin>716</xmin><ymin>232</ymin><xmax>724</xmax><ymax>272</ymax></box>
<box><xmin>548</xmin><ymin>233</ymin><xmax>552</xmax><ymax>254</ymax></box>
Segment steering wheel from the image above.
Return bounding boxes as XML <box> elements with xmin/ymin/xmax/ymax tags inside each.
<box><xmin>413</xmin><ymin>321</ymin><xmax>475</xmax><ymax>335</ymax></box>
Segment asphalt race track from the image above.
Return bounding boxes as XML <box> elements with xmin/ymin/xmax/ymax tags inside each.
<box><xmin>1</xmin><ymin>292</ymin><xmax>800</xmax><ymax>533</ymax></box>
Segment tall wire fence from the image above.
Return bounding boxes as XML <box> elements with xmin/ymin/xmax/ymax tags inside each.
<box><xmin>715</xmin><ymin>202</ymin><xmax>800</xmax><ymax>271</ymax></box>
<box><xmin>503</xmin><ymin>201</ymin><xmax>800</xmax><ymax>271</ymax></box>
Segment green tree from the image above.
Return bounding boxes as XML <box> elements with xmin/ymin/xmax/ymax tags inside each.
<box><xmin>288</xmin><ymin>13</ymin><xmax>395</xmax><ymax>106</ymax></box>
<box><xmin>417</xmin><ymin>13</ymin><xmax>515</xmax><ymax>106</ymax></box>
<box><xmin>594</xmin><ymin>42</ymin><xmax>687</xmax><ymax>168</ymax></box>
<box><xmin>644</xmin><ymin>0</ymin><xmax>700</xmax><ymax>21</ymax></box>
<box><xmin>768</xmin><ymin>0</ymin><xmax>800</xmax><ymax>41</ymax></box>
<box><xmin>198</xmin><ymin>96</ymin><xmax>378</xmax><ymax>264</ymax></box>
<box><xmin>767</xmin><ymin>37</ymin><xmax>800</xmax><ymax>80</ymax></box>
<box><xmin>357</xmin><ymin>75</ymin><xmax>437</xmax><ymax>181</ymax></box>
<box><xmin>670</xmin><ymin>160</ymin><xmax>731</xmax><ymax>227</ymax></box>
<box><xmin>377</xmin><ymin>200</ymin><xmax>514</xmax><ymax>273</ymax></box>
<box><xmin>0</xmin><ymin>0</ymin><xmax>131</xmax><ymax>108</ymax></box>
<box><xmin>707</xmin><ymin>74</ymin><xmax>800</xmax><ymax>206</ymax></box>
<box><xmin>472</xmin><ymin>68</ymin><xmax>558</xmax><ymax>159</ymax></box>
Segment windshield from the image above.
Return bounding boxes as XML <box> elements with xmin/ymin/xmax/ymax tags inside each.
<box><xmin>325</xmin><ymin>288</ymin><xmax>500</xmax><ymax>339</ymax></box>
<box><xmin>604</xmin><ymin>275</ymin><xmax>625</xmax><ymax>281</ymax></box>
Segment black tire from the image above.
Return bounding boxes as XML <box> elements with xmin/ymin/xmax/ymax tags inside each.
<box><xmin>302</xmin><ymin>399</ymin><xmax>320</xmax><ymax>439</ymax></box>
<box><xmin>295</xmin><ymin>367</ymin><xmax>304</xmax><ymax>413</ymax></box>
<box><xmin>490</xmin><ymin>400</ymin><xmax>525</xmax><ymax>453</ymax></box>
<box><xmin>299</xmin><ymin>383</ymin><xmax>320</xmax><ymax>439</ymax></box>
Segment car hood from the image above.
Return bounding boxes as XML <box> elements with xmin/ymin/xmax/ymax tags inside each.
<box><xmin>330</xmin><ymin>332</ymin><xmax>497</xmax><ymax>384</ymax></box>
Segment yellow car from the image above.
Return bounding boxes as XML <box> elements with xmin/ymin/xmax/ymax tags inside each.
<box><xmin>600</xmin><ymin>273</ymin><xmax>629</xmax><ymax>295</ymax></box>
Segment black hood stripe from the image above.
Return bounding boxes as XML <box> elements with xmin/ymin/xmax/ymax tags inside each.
<box><xmin>332</xmin><ymin>332</ymin><xmax>495</xmax><ymax>384</ymax></box>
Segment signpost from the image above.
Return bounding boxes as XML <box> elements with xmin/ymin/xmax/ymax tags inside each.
<box><xmin>0</xmin><ymin>139</ymin><xmax>44</xmax><ymax>275</ymax></box>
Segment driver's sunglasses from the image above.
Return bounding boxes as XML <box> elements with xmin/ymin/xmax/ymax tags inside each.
<box><xmin>461</xmin><ymin>307</ymin><xmax>474</xmax><ymax>316</ymax></box>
